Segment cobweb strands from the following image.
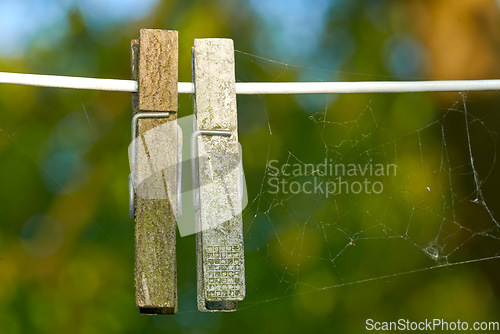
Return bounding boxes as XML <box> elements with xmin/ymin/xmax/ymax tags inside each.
<box><xmin>234</xmin><ymin>50</ymin><xmax>500</xmax><ymax>311</ymax></box>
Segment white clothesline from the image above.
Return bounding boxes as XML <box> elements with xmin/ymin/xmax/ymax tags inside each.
<box><xmin>2</xmin><ymin>71</ymin><xmax>500</xmax><ymax>94</ymax></box>
<box><xmin>0</xmin><ymin>72</ymin><xmax>138</xmax><ymax>92</ymax></box>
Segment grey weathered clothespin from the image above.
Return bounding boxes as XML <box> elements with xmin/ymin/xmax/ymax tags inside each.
<box><xmin>130</xmin><ymin>29</ymin><xmax>180</xmax><ymax>314</ymax></box>
<box><xmin>192</xmin><ymin>39</ymin><xmax>246</xmax><ymax>312</ymax></box>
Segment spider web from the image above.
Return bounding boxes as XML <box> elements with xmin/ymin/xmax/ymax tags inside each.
<box><xmin>234</xmin><ymin>51</ymin><xmax>500</xmax><ymax>310</ymax></box>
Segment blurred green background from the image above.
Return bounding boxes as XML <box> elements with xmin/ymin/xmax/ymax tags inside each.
<box><xmin>1</xmin><ymin>0</ymin><xmax>500</xmax><ymax>333</ymax></box>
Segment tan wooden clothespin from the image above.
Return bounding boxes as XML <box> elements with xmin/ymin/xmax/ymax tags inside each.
<box><xmin>130</xmin><ymin>29</ymin><xmax>180</xmax><ymax>314</ymax></box>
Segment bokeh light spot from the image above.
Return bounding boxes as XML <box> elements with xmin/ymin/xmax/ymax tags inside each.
<box><xmin>20</xmin><ymin>214</ymin><xmax>63</xmax><ymax>258</ymax></box>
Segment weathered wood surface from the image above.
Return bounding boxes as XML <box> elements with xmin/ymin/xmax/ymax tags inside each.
<box><xmin>192</xmin><ymin>38</ymin><xmax>245</xmax><ymax>312</ymax></box>
<box><xmin>138</xmin><ymin>29</ymin><xmax>178</xmax><ymax>112</ymax></box>
<box><xmin>131</xmin><ymin>29</ymin><xmax>179</xmax><ymax>314</ymax></box>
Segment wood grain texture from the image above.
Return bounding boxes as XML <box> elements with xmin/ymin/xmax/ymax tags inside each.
<box><xmin>138</xmin><ymin>29</ymin><xmax>178</xmax><ymax>112</ymax></box>
<box><xmin>192</xmin><ymin>38</ymin><xmax>245</xmax><ymax>312</ymax></box>
<box><xmin>131</xmin><ymin>30</ymin><xmax>178</xmax><ymax>314</ymax></box>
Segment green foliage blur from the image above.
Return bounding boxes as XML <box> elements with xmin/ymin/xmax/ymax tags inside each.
<box><xmin>1</xmin><ymin>1</ymin><xmax>500</xmax><ymax>333</ymax></box>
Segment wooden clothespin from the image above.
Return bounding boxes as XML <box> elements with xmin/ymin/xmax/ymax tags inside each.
<box><xmin>192</xmin><ymin>39</ymin><xmax>246</xmax><ymax>312</ymax></box>
<box><xmin>130</xmin><ymin>29</ymin><xmax>180</xmax><ymax>314</ymax></box>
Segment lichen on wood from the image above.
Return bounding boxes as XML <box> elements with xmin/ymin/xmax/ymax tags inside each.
<box><xmin>131</xmin><ymin>29</ymin><xmax>179</xmax><ymax>315</ymax></box>
<box><xmin>192</xmin><ymin>38</ymin><xmax>245</xmax><ymax>312</ymax></box>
